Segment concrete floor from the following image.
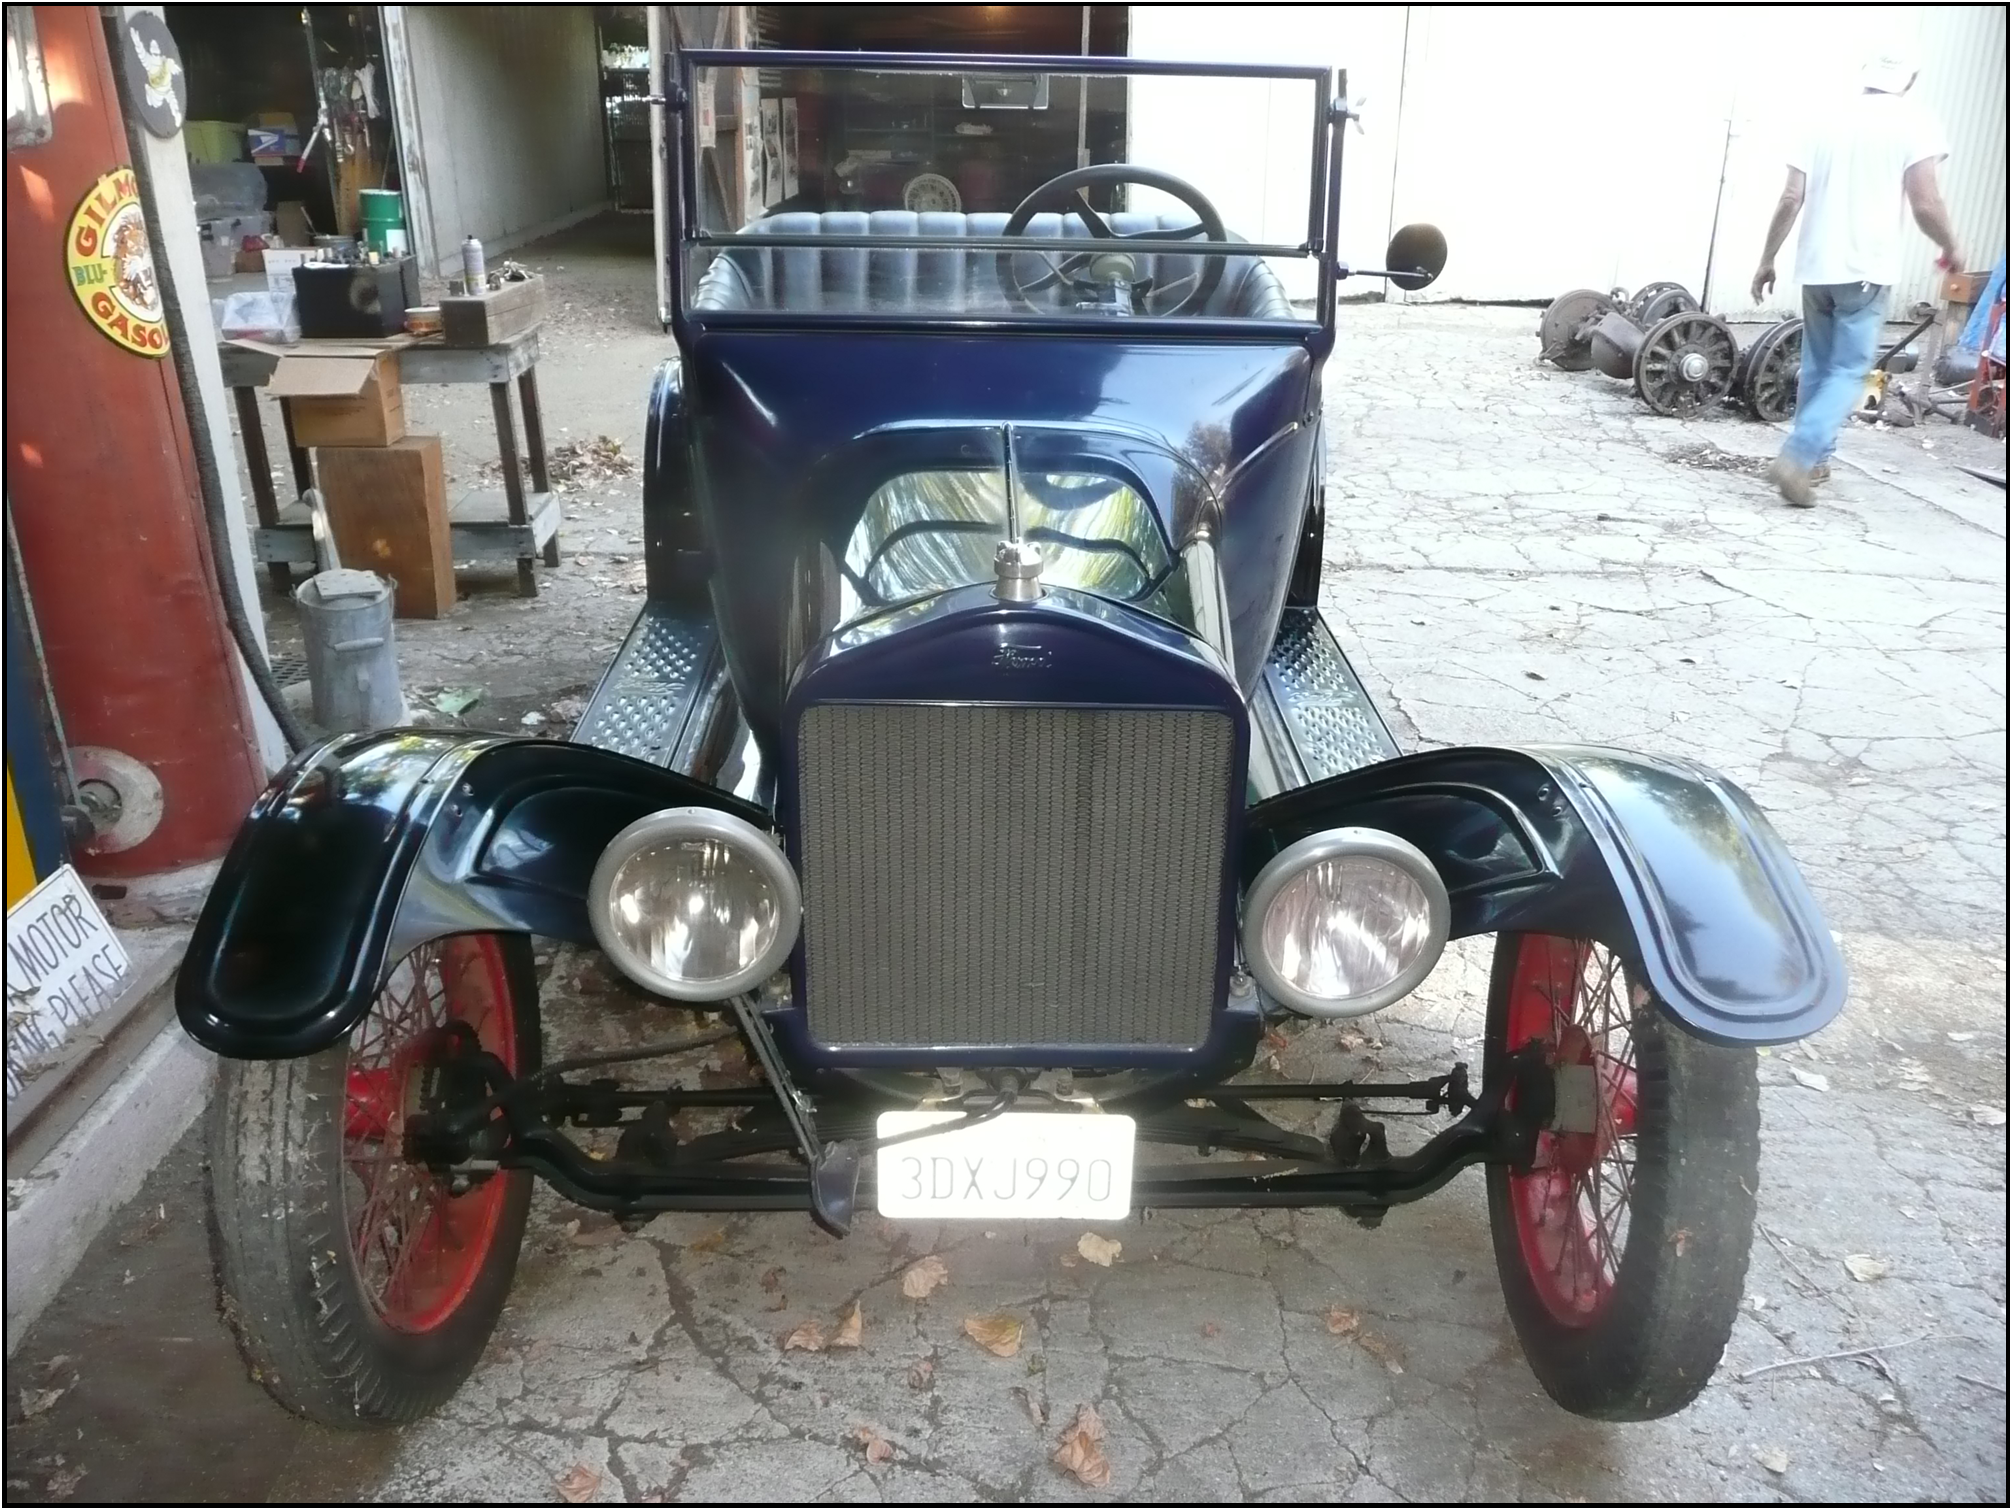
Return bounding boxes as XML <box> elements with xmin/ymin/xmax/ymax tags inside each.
<box><xmin>6</xmin><ymin>217</ymin><xmax>2006</xmax><ymax>1503</ymax></box>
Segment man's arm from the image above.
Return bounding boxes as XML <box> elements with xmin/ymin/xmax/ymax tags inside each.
<box><xmin>1902</xmin><ymin>158</ymin><xmax>1960</xmax><ymax>267</ymax></box>
<box><xmin>1751</xmin><ymin>167</ymin><xmax>1805</xmax><ymax>302</ymax></box>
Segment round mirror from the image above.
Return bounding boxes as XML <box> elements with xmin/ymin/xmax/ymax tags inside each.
<box><xmin>1384</xmin><ymin>224</ymin><xmax>1448</xmax><ymax>292</ymax></box>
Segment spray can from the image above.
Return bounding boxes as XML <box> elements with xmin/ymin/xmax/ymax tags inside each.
<box><xmin>460</xmin><ymin>234</ymin><xmax>486</xmax><ymax>291</ymax></box>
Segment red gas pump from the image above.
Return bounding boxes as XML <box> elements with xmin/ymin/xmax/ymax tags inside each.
<box><xmin>4</xmin><ymin>5</ymin><xmax>263</xmax><ymax>880</ymax></box>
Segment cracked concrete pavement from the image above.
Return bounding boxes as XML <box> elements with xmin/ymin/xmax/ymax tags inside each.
<box><xmin>5</xmin><ymin>233</ymin><xmax>2005</xmax><ymax>1503</ymax></box>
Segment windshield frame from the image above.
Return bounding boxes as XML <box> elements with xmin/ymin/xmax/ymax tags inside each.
<box><xmin>669</xmin><ymin>49</ymin><xmax>1341</xmax><ymax>344</ymax></box>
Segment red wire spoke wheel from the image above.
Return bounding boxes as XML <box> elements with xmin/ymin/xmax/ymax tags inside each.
<box><xmin>1484</xmin><ymin>932</ymin><xmax>1759</xmax><ymax>1420</ymax></box>
<box><xmin>210</xmin><ymin>933</ymin><xmax>540</xmax><ymax>1427</ymax></box>
<box><xmin>342</xmin><ymin>937</ymin><xmax>519</xmax><ymax>1334</ymax></box>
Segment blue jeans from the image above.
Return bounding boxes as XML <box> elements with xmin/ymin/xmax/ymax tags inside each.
<box><xmin>1783</xmin><ymin>281</ymin><xmax>1887</xmax><ymax>468</ymax></box>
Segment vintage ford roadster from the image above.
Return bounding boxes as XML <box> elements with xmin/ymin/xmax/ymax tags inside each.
<box><xmin>181</xmin><ymin>52</ymin><xmax>1845</xmax><ymax>1430</ymax></box>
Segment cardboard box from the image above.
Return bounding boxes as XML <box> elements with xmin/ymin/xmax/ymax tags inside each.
<box><xmin>275</xmin><ymin>202</ymin><xmax>316</xmax><ymax>246</ymax></box>
<box><xmin>316</xmin><ymin>436</ymin><xmax>454</xmax><ymax>619</ymax></box>
<box><xmin>269</xmin><ymin>349</ymin><xmax>406</xmax><ymax>447</ymax></box>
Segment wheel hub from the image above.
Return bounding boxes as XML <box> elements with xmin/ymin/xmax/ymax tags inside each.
<box><xmin>1677</xmin><ymin>350</ymin><xmax>1708</xmax><ymax>382</ymax></box>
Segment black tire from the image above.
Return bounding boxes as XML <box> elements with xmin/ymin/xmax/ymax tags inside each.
<box><xmin>1483</xmin><ymin>932</ymin><xmax>1758</xmax><ymax>1421</ymax></box>
<box><xmin>208</xmin><ymin>933</ymin><xmax>540</xmax><ymax>1428</ymax></box>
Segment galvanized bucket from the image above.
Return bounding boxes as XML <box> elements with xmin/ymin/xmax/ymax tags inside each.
<box><xmin>294</xmin><ymin>568</ymin><xmax>406</xmax><ymax>731</ymax></box>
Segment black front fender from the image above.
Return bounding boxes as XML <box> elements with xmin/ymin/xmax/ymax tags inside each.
<box><xmin>1245</xmin><ymin>745</ymin><xmax>1847</xmax><ymax>1045</ymax></box>
<box><xmin>177</xmin><ymin>731</ymin><xmax>769</xmax><ymax>1059</ymax></box>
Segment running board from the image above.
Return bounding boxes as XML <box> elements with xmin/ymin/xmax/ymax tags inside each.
<box><xmin>1254</xmin><ymin>608</ymin><xmax>1400</xmax><ymax>790</ymax></box>
<box><xmin>572</xmin><ymin>604</ymin><xmax>722</xmax><ymax>772</ymax></box>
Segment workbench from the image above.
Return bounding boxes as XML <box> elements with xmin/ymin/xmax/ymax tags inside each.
<box><xmin>220</xmin><ymin>329</ymin><xmax>561</xmax><ymax>597</ymax></box>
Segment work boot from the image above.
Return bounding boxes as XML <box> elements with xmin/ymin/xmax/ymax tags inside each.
<box><xmin>1768</xmin><ymin>456</ymin><xmax>1817</xmax><ymax>508</ymax></box>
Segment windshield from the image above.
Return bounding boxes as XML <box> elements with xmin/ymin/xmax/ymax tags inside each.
<box><xmin>826</xmin><ymin>423</ymin><xmax>1216</xmax><ymax>627</ymax></box>
<box><xmin>676</xmin><ymin>53</ymin><xmax>1329</xmax><ymax>325</ymax></box>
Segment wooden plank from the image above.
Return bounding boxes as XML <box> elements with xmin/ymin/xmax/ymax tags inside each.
<box><xmin>259</xmin><ymin>487</ymin><xmax>558</xmax><ymax>566</ymax></box>
<box><xmin>219</xmin><ymin>329</ymin><xmax>540</xmax><ymax>389</ymax></box>
<box><xmin>315</xmin><ymin>437</ymin><xmax>455</xmax><ymax>618</ymax></box>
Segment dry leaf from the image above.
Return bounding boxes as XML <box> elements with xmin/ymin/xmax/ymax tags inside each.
<box><xmin>686</xmin><ymin>1228</ymin><xmax>727</xmax><ymax>1254</ymax></box>
<box><xmin>569</xmin><ymin>1221</ymin><xmax>624</xmax><ymax>1248</ymax></box>
<box><xmin>853</xmin><ymin>1426</ymin><xmax>895</xmax><ymax>1465</ymax></box>
<box><xmin>1011</xmin><ymin>1384</ymin><xmax>1049</xmax><ymax>1426</ymax></box>
<box><xmin>1201</xmin><ymin>1321</ymin><xmax>1221</xmax><ymax>1338</ymax></box>
<box><xmin>901</xmin><ymin>1255</ymin><xmax>949</xmax><ymax>1299</ymax></box>
<box><xmin>1324</xmin><ymin>1306</ymin><xmax>1361</xmax><ymax>1337</ymax></box>
<box><xmin>1755</xmin><ymin>1446</ymin><xmax>1790</xmax><ymax>1474</ymax></box>
<box><xmin>760</xmin><ymin>1266</ymin><xmax>785</xmax><ymax>1292</ymax></box>
<box><xmin>45</xmin><ymin>1465</ymin><xmax>84</xmax><ymax>1500</ymax></box>
<box><xmin>1970</xmin><ymin>1105</ymin><xmax>2008</xmax><ymax>1126</ymax></box>
<box><xmin>1843</xmin><ymin>1254</ymin><xmax>1891</xmax><ymax>1282</ymax></box>
<box><xmin>781</xmin><ymin>1320</ymin><xmax>827</xmax><ymax>1352</ymax></box>
<box><xmin>1671</xmin><ymin>1227</ymin><xmax>1692</xmax><ymax>1256</ymax></box>
<box><xmin>1077</xmin><ymin>1233</ymin><xmax>1122</xmax><ymax>1267</ymax></box>
<box><xmin>764</xmin><ymin>1292</ymin><xmax>789</xmax><ymax>1312</ymax></box>
<box><xmin>963</xmin><ymin>1313</ymin><xmax>1025</xmax><ymax>1358</ymax></box>
<box><xmin>906</xmin><ymin>1358</ymin><xmax>936</xmax><ymax>1390</ymax></box>
<box><xmin>1790</xmin><ymin>1068</ymin><xmax>1830</xmax><ymax>1092</ymax></box>
<box><xmin>831</xmin><ymin>1302</ymin><xmax>864</xmax><ymax>1349</ymax></box>
<box><xmin>18</xmin><ymin>1387</ymin><xmax>67</xmax><ymax>1417</ymax></box>
<box><xmin>1356</xmin><ymin>1332</ymin><xmax>1405</xmax><ymax>1374</ymax></box>
<box><xmin>556</xmin><ymin>1464</ymin><xmax>602</xmax><ymax>1503</ymax></box>
<box><xmin>1052</xmin><ymin>1402</ymin><xmax>1112</xmax><ymax>1488</ymax></box>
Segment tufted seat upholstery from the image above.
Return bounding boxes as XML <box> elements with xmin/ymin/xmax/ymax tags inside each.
<box><xmin>691</xmin><ymin>211</ymin><xmax>1294</xmax><ymax>319</ymax></box>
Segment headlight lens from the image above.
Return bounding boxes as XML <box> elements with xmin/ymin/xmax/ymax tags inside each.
<box><xmin>1243</xmin><ymin>828</ymin><xmax>1449</xmax><ymax>1018</ymax></box>
<box><xmin>588</xmin><ymin>807</ymin><xmax>801</xmax><ymax>1000</ymax></box>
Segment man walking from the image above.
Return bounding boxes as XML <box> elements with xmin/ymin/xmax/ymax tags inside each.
<box><xmin>1750</xmin><ymin>52</ymin><xmax>1960</xmax><ymax>506</ymax></box>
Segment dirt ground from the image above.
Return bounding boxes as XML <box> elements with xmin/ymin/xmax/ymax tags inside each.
<box><xmin>5</xmin><ymin>215</ymin><xmax>2006</xmax><ymax>1504</ymax></box>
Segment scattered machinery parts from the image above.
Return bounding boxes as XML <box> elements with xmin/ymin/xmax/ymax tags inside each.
<box><xmin>1539</xmin><ymin>281</ymin><xmax>1702</xmax><ymax>371</ymax></box>
<box><xmin>1589</xmin><ymin>306</ymin><xmax>1741</xmax><ymax>418</ymax></box>
<box><xmin>1626</xmin><ymin>280</ymin><xmax>1701</xmax><ymax>327</ymax></box>
<box><xmin>1538</xmin><ymin>288</ymin><xmax>1618</xmax><ymax>370</ymax></box>
<box><xmin>1733</xmin><ymin>317</ymin><xmax>1802</xmax><ymax>422</ymax></box>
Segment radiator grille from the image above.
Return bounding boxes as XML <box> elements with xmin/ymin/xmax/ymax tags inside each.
<box><xmin>796</xmin><ymin>704</ymin><xmax>1234</xmax><ymax>1049</ymax></box>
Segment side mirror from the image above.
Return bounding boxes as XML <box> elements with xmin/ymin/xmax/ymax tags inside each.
<box><xmin>1384</xmin><ymin>224</ymin><xmax>1447</xmax><ymax>292</ymax></box>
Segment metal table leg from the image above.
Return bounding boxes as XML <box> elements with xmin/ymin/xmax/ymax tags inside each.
<box><xmin>518</xmin><ymin>368</ymin><xmax>561</xmax><ymax>568</ymax></box>
<box><xmin>233</xmin><ymin>386</ymin><xmax>291</xmax><ymax>593</ymax></box>
<box><xmin>491</xmin><ymin>380</ymin><xmax>536</xmax><ymax>597</ymax></box>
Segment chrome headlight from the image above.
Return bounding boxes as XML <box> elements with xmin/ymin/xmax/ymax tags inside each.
<box><xmin>588</xmin><ymin>807</ymin><xmax>801</xmax><ymax>1001</ymax></box>
<box><xmin>1242</xmin><ymin>828</ymin><xmax>1450</xmax><ymax>1018</ymax></box>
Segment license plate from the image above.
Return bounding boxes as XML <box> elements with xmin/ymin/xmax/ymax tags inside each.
<box><xmin>874</xmin><ymin>1111</ymin><xmax>1135</xmax><ymax>1220</ymax></box>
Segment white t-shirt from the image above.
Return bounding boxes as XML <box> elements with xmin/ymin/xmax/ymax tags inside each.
<box><xmin>1790</xmin><ymin>90</ymin><xmax>1948</xmax><ymax>287</ymax></box>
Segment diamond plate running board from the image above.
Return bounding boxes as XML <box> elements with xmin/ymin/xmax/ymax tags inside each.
<box><xmin>571</xmin><ymin>604</ymin><xmax>720</xmax><ymax>768</ymax></box>
<box><xmin>1256</xmin><ymin>608</ymin><xmax>1400</xmax><ymax>789</ymax></box>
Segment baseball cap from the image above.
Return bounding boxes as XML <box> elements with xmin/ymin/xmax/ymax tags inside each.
<box><xmin>1860</xmin><ymin>51</ymin><xmax>1919</xmax><ymax>94</ymax></box>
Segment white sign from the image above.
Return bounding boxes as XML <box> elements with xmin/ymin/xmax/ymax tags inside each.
<box><xmin>5</xmin><ymin>866</ymin><xmax>132</xmax><ymax>1102</ymax></box>
<box><xmin>875</xmin><ymin>1111</ymin><xmax>1135</xmax><ymax>1220</ymax></box>
<box><xmin>695</xmin><ymin>76</ymin><xmax>716</xmax><ymax>150</ymax></box>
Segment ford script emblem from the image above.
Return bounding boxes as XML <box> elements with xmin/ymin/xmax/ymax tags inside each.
<box><xmin>993</xmin><ymin>643</ymin><xmax>1052</xmax><ymax>671</ymax></box>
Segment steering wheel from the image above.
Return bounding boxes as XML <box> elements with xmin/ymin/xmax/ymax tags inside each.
<box><xmin>997</xmin><ymin>165</ymin><xmax>1228</xmax><ymax>317</ymax></box>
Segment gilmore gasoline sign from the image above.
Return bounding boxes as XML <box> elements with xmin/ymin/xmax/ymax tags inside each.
<box><xmin>65</xmin><ymin>167</ymin><xmax>169</xmax><ymax>358</ymax></box>
<box><xmin>5</xmin><ymin>866</ymin><xmax>132</xmax><ymax>1102</ymax></box>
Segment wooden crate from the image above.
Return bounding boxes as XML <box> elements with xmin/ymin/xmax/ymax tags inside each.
<box><xmin>315</xmin><ymin>436</ymin><xmax>454</xmax><ymax>618</ymax></box>
<box><xmin>440</xmin><ymin>273</ymin><xmax>547</xmax><ymax>347</ymax></box>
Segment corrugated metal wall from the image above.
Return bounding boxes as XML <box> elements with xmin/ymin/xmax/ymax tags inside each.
<box><xmin>394</xmin><ymin>5</ymin><xmax>608</xmax><ymax>274</ymax></box>
<box><xmin>1897</xmin><ymin>4</ymin><xmax>2004</xmax><ymax>309</ymax></box>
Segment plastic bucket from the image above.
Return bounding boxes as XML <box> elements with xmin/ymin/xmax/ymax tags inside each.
<box><xmin>295</xmin><ymin>569</ymin><xmax>406</xmax><ymax>732</ymax></box>
<box><xmin>359</xmin><ymin>189</ymin><xmax>405</xmax><ymax>254</ymax></box>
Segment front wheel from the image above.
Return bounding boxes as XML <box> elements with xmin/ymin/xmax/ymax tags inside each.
<box><xmin>1484</xmin><ymin>933</ymin><xmax>1758</xmax><ymax>1420</ymax></box>
<box><xmin>208</xmin><ymin>933</ymin><xmax>540</xmax><ymax>1428</ymax></box>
